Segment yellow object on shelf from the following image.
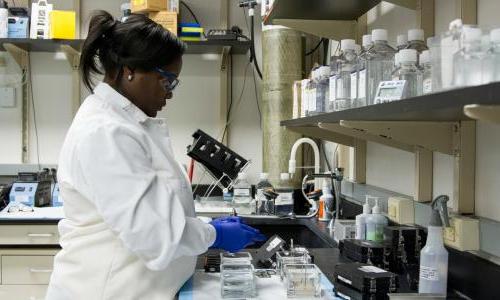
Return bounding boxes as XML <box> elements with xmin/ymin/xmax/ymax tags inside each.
<box><xmin>149</xmin><ymin>11</ymin><xmax>177</xmax><ymax>35</ymax></box>
<box><xmin>444</xmin><ymin>216</ymin><xmax>480</xmax><ymax>251</ymax></box>
<box><xmin>180</xmin><ymin>37</ymin><xmax>202</xmax><ymax>42</ymax></box>
<box><xmin>132</xmin><ymin>0</ymin><xmax>168</xmax><ymax>13</ymax></box>
<box><xmin>49</xmin><ymin>10</ymin><xmax>76</xmax><ymax>39</ymax></box>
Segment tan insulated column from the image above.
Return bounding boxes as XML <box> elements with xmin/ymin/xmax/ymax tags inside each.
<box><xmin>262</xmin><ymin>26</ymin><xmax>303</xmax><ymax>187</ymax></box>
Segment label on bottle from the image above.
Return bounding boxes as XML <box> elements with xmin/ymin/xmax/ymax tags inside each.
<box><xmin>420</xmin><ymin>266</ymin><xmax>439</xmax><ymax>281</ymax></box>
<box><xmin>359</xmin><ymin>266</ymin><xmax>386</xmax><ymax>274</ymax></box>
<box><xmin>233</xmin><ymin>188</ymin><xmax>251</xmax><ymax>197</ymax></box>
<box><xmin>358</xmin><ymin>69</ymin><xmax>366</xmax><ymax>99</ymax></box>
<box><xmin>350</xmin><ymin>72</ymin><xmax>358</xmax><ymax>100</ymax></box>
<box><xmin>423</xmin><ymin>78</ymin><xmax>432</xmax><ymax>94</ymax></box>
<box><xmin>276</xmin><ymin>192</ymin><xmax>293</xmax><ymax>205</ymax></box>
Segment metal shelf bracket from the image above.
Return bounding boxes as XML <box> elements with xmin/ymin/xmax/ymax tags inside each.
<box><xmin>60</xmin><ymin>44</ymin><xmax>82</xmax><ymax>116</ymax></box>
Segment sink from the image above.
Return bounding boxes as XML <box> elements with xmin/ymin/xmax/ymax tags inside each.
<box><xmin>241</xmin><ymin>217</ymin><xmax>334</xmax><ymax>249</ymax></box>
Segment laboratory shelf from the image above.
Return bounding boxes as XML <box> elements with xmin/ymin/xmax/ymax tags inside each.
<box><xmin>281</xmin><ymin>82</ymin><xmax>500</xmax><ymax>128</ymax></box>
<box><xmin>0</xmin><ymin>38</ymin><xmax>251</xmax><ymax>55</ymax></box>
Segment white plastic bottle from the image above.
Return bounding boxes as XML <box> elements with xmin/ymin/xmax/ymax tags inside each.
<box><xmin>366</xmin><ymin>29</ymin><xmax>397</xmax><ymax>105</ymax></box>
<box><xmin>275</xmin><ymin>173</ymin><xmax>294</xmax><ymax>216</ymax></box>
<box><xmin>420</xmin><ymin>50</ymin><xmax>433</xmax><ymax>94</ymax></box>
<box><xmin>357</xmin><ymin>34</ymin><xmax>373</xmax><ymax>108</ymax></box>
<box><xmin>232</xmin><ymin>172</ymin><xmax>253</xmax><ymax>215</ymax></box>
<box><xmin>419</xmin><ymin>195</ymin><xmax>450</xmax><ymax>295</ymax></box>
<box><xmin>365</xmin><ymin>198</ymin><xmax>388</xmax><ymax>242</ymax></box>
<box><xmin>396</xmin><ymin>34</ymin><xmax>408</xmax><ymax>51</ymax></box>
<box><xmin>406</xmin><ymin>29</ymin><xmax>428</xmax><ymax>55</ymax></box>
<box><xmin>453</xmin><ymin>27</ymin><xmax>484</xmax><ymax>87</ymax></box>
<box><xmin>318</xmin><ymin>185</ymin><xmax>334</xmax><ymax>222</ymax></box>
<box><xmin>335</xmin><ymin>39</ymin><xmax>358</xmax><ymax>111</ymax></box>
<box><xmin>397</xmin><ymin>49</ymin><xmax>422</xmax><ymax>99</ymax></box>
<box><xmin>355</xmin><ymin>197</ymin><xmax>371</xmax><ymax>240</ymax></box>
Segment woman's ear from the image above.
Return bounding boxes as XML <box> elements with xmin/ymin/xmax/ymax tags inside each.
<box><xmin>123</xmin><ymin>66</ymin><xmax>134</xmax><ymax>81</ymax></box>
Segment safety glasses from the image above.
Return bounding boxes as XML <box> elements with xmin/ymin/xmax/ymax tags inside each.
<box><xmin>155</xmin><ymin>67</ymin><xmax>180</xmax><ymax>92</ymax></box>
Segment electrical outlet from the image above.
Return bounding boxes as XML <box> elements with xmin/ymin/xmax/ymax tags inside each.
<box><xmin>0</xmin><ymin>87</ymin><xmax>16</xmax><ymax>108</ymax></box>
<box><xmin>444</xmin><ymin>216</ymin><xmax>479</xmax><ymax>251</ymax></box>
<box><xmin>388</xmin><ymin>197</ymin><xmax>415</xmax><ymax>224</ymax></box>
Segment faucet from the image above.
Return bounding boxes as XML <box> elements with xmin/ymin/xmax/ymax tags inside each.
<box><xmin>288</xmin><ymin>138</ymin><xmax>320</xmax><ymax>178</ymax></box>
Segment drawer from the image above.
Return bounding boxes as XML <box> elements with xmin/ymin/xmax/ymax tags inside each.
<box><xmin>2</xmin><ymin>255</ymin><xmax>54</xmax><ymax>284</ymax></box>
<box><xmin>0</xmin><ymin>284</ymin><xmax>47</xmax><ymax>300</ymax></box>
<box><xmin>0</xmin><ymin>225</ymin><xmax>59</xmax><ymax>245</ymax></box>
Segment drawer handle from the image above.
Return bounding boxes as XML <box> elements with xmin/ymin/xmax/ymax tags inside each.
<box><xmin>27</xmin><ymin>233</ymin><xmax>54</xmax><ymax>238</ymax></box>
<box><xmin>29</xmin><ymin>268</ymin><xmax>53</xmax><ymax>273</ymax></box>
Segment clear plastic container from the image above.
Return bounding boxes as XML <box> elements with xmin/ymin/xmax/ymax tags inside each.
<box><xmin>391</xmin><ymin>52</ymin><xmax>401</xmax><ymax>81</ymax></box>
<box><xmin>366</xmin><ymin>29</ymin><xmax>397</xmax><ymax>105</ymax></box>
<box><xmin>335</xmin><ymin>39</ymin><xmax>358</xmax><ymax>111</ymax></box>
<box><xmin>483</xmin><ymin>28</ymin><xmax>500</xmax><ymax>83</ymax></box>
<box><xmin>453</xmin><ymin>27</ymin><xmax>484</xmax><ymax>88</ymax></box>
<box><xmin>276</xmin><ymin>250</ymin><xmax>311</xmax><ymax>280</ymax></box>
<box><xmin>256</xmin><ymin>173</ymin><xmax>274</xmax><ymax>215</ymax></box>
<box><xmin>232</xmin><ymin>172</ymin><xmax>253</xmax><ymax>215</ymax></box>
<box><xmin>316</xmin><ymin>66</ymin><xmax>330</xmax><ymax>114</ymax></box>
<box><xmin>328</xmin><ymin>55</ymin><xmax>341</xmax><ymax>112</ymax></box>
<box><xmin>397</xmin><ymin>34</ymin><xmax>408</xmax><ymax>51</ymax></box>
<box><xmin>356</xmin><ymin>34</ymin><xmax>373</xmax><ymax>108</ymax></box>
<box><xmin>220</xmin><ymin>252</ymin><xmax>253</xmax><ymax>265</ymax></box>
<box><xmin>300</xmin><ymin>79</ymin><xmax>310</xmax><ymax>117</ymax></box>
<box><xmin>283</xmin><ymin>264</ymin><xmax>321</xmax><ymax>298</ymax></box>
<box><xmin>420</xmin><ymin>50</ymin><xmax>433</xmax><ymax>94</ymax></box>
<box><xmin>397</xmin><ymin>49</ymin><xmax>422</xmax><ymax>99</ymax></box>
<box><xmin>275</xmin><ymin>173</ymin><xmax>294</xmax><ymax>216</ymax></box>
<box><xmin>438</xmin><ymin>19</ymin><xmax>464</xmax><ymax>90</ymax></box>
<box><xmin>220</xmin><ymin>263</ymin><xmax>256</xmax><ymax>298</ymax></box>
<box><xmin>307</xmin><ymin>69</ymin><xmax>323</xmax><ymax>116</ymax></box>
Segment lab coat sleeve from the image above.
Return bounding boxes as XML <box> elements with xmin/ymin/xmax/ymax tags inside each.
<box><xmin>73</xmin><ymin>125</ymin><xmax>216</xmax><ymax>271</ymax></box>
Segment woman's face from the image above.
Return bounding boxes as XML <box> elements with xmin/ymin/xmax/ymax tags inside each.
<box><xmin>122</xmin><ymin>57</ymin><xmax>183</xmax><ymax>118</ymax></box>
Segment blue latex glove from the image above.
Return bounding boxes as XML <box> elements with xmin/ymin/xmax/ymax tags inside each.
<box><xmin>211</xmin><ymin>216</ymin><xmax>242</xmax><ymax>224</ymax></box>
<box><xmin>210</xmin><ymin>220</ymin><xmax>266</xmax><ymax>253</ymax></box>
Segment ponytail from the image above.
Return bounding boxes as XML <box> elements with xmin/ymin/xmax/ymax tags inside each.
<box><xmin>80</xmin><ymin>10</ymin><xmax>185</xmax><ymax>92</ymax></box>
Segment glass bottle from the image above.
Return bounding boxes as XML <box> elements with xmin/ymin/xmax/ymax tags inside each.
<box><xmin>256</xmin><ymin>173</ymin><xmax>274</xmax><ymax>215</ymax></box>
<box><xmin>396</xmin><ymin>34</ymin><xmax>408</xmax><ymax>51</ymax></box>
<box><xmin>316</xmin><ymin>66</ymin><xmax>330</xmax><ymax>114</ymax></box>
<box><xmin>307</xmin><ymin>69</ymin><xmax>320</xmax><ymax>116</ymax></box>
<box><xmin>453</xmin><ymin>27</ymin><xmax>484</xmax><ymax>87</ymax></box>
<box><xmin>483</xmin><ymin>29</ymin><xmax>500</xmax><ymax>83</ymax></box>
<box><xmin>391</xmin><ymin>52</ymin><xmax>401</xmax><ymax>81</ymax></box>
<box><xmin>232</xmin><ymin>172</ymin><xmax>253</xmax><ymax>215</ymax></box>
<box><xmin>328</xmin><ymin>54</ymin><xmax>340</xmax><ymax>112</ymax></box>
<box><xmin>275</xmin><ymin>173</ymin><xmax>294</xmax><ymax>216</ymax></box>
<box><xmin>420</xmin><ymin>50</ymin><xmax>433</xmax><ymax>94</ymax></box>
<box><xmin>366</xmin><ymin>29</ymin><xmax>397</xmax><ymax>105</ymax></box>
<box><xmin>407</xmin><ymin>29</ymin><xmax>428</xmax><ymax>54</ymax></box>
<box><xmin>397</xmin><ymin>49</ymin><xmax>422</xmax><ymax>99</ymax></box>
<box><xmin>356</xmin><ymin>34</ymin><xmax>372</xmax><ymax>108</ymax></box>
<box><xmin>300</xmin><ymin>79</ymin><xmax>310</xmax><ymax>117</ymax></box>
<box><xmin>335</xmin><ymin>39</ymin><xmax>358</xmax><ymax>111</ymax></box>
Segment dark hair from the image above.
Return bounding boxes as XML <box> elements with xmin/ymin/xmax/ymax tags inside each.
<box><xmin>81</xmin><ymin>10</ymin><xmax>186</xmax><ymax>91</ymax></box>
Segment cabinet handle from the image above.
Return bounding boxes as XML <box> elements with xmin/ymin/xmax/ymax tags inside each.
<box><xmin>29</xmin><ymin>268</ymin><xmax>53</xmax><ymax>273</ymax></box>
<box><xmin>27</xmin><ymin>233</ymin><xmax>54</xmax><ymax>238</ymax></box>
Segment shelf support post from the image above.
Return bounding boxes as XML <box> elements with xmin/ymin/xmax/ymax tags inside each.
<box><xmin>61</xmin><ymin>45</ymin><xmax>81</xmax><ymax>116</ymax></box>
<box><xmin>353</xmin><ymin>139</ymin><xmax>367</xmax><ymax>184</ymax></box>
<box><xmin>453</xmin><ymin>121</ymin><xmax>476</xmax><ymax>214</ymax></box>
<box><xmin>415</xmin><ymin>147</ymin><xmax>433</xmax><ymax>202</ymax></box>
<box><xmin>416</xmin><ymin>0</ymin><xmax>435</xmax><ymax>39</ymax></box>
<box><xmin>219</xmin><ymin>0</ymin><xmax>230</xmax><ymax>145</ymax></box>
<box><xmin>4</xmin><ymin>43</ymin><xmax>30</xmax><ymax>163</ymax></box>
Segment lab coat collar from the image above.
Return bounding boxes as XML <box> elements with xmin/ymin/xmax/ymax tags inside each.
<box><xmin>93</xmin><ymin>82</ymin><xmax>168</xmax><ymax>127</ymax></box>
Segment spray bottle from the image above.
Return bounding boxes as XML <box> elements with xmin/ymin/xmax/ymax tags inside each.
<box><xmin>318</xmin><ymin>182</ymin><xmax>333</xmax><ymax>222</ymax></box>
<box><xmin>419</xmin><ymin>195</ymin><xmax>450</xmax><ymax>295</ymax></box>
<box><xmin>366</xmin><ymin>198</ymin><xmax>388</xmax><ymax>242</ymax></box>
<box><xmin>355</xmin><ymin>196</ymin><xmax>372</xmax><ymax>239</ymax></box>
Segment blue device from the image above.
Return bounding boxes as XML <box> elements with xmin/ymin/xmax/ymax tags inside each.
<box><xmin>51</xmin><ymin>183</ymin><xmax>63</xmax><ymax>207</ymax></box>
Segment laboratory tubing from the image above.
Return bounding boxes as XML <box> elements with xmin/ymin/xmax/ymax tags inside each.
<box><xmin>420</xmin><ymin>50</ymin><xmax>433</xmax><ymax>94</ymax></box>
<box><xmin>365</xmin><ymin>198</ymin><xmax>388</xmax><ymax>242</ymax></box>
<box><xmin>335</xmin><ymin>39</ymin><xmax>358</xmax><ymax>111</ymax></box>
<box><xmin>453</xmin><ymin>27</ymin><xmax>484</xmax><ymax>88</ymax></box>
<box><xmin>397</xmin><ymin>49</ymin><xmax>422</xmax><ymax>98</ymax></box>
<box><xmin>484</xmin><ymin>28</ymin><xmax>500</xmax><ymax>83</ymax></box>
<box><xmin>406</xmin><ymin>29</ymin><xmax>428</xmax><ymax>56</ymax></box>
<box><xmin>366</xmin><ymin>29</ymin><xmax>397</xmax><ymax>105</ymax></box>
<box><xmin>396</xmin><ymin>34</ymin><xmax>408</xmax><ymax>51</ymax></box>
<box><xmin>356</xmin><ymin>34</ymin><xmax>373</xmax><ymax>108</ymax></box>
<box><xmin>275</xmin><ymin>173</ymin><xmax>294</xmax><ymax>216</ymax></box>
<box><xmin>232</xmin><ymin>172</ymin><xmax>253</xmax><ymax>215</ymax></box>
<box><xmin>256</xmin><ymin>172</ymin><xmax>274</xmax><ymax>215</ymax></box>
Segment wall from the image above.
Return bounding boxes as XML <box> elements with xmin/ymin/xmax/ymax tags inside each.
<box><xmin>0</xmin><ymin>0</ymin><xmax>264</xmax><ymax>185</ymax></box>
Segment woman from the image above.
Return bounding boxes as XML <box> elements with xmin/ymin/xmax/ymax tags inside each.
<box><xmin>46</xmin><ymin>11</ymin><xmax>265</xmax><ymax>300</ymax></box>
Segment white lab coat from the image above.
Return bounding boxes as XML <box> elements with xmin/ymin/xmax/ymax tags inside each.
<box><xmin>46</xmin><ymin>82</ymin><xmax>216</xmax><ymax>300</ymax></box>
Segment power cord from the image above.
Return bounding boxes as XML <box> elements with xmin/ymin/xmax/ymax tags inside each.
<box><xmin>27</xmin><ymin>53</ymin><xmax>41</xmax><ymax>170</ymax></box>
<box><xmin>306</xmin><ymin>38</ymin><xmax>327</xmax><ymax>56</ymax></box>
<box><xmin>240</xmin><ymin>3</ymin><xmax>263</xmax><ymax>80</ymax></box>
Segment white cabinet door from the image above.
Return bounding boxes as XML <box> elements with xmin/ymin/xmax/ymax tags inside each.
<box><xmin>2</xmin><ymin>255</ymin><xmax>54</xmax><ymax>284</ymax></box>
<box><xmin>0</xmin><ymin>225</ymin><xmax>59</xmax><ymax>245</ymax></box>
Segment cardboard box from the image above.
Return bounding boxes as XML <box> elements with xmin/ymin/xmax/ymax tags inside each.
<box><xmin>132</xmin><ymin>0</ymin><xmax>168</xmax><ymax>13</ymax></box>
<box><xmin>149</xmin><ymin>11</ymin><xmax>177</xmax><ymax>35</ymax></box>
<box><xmin>49</xmin><ymin>10</ymin><xmax>76</xmax><ymax>39</ymax></box>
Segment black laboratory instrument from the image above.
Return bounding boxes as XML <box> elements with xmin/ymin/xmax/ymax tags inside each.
<box><xmin>334</xmin><ymin>262</ymin><xmax>398</xmax><ymax>297</ymax></box>
<box><xmin>340</xmin><ymin>239</ymin><xmax>390</xmax><ymax>269</ymax></box>
<box><xmin>187</xmin><ymin>129</ymin><xmax>249</xmax><ymax>189</ymax></box>
<box><xmin>206</xmin><ymin>26</ymin><xmax>244</xmax><ymax>41</ymax></box>
<box><xmin>252</xmin><ymin>234</ymin><xmax>285</xmax><ymax>267</ymax></box>
<box><xmin>8</xmin><ymin>171</ymin><xmax>52</xmax><ymax>207</ymax></box>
